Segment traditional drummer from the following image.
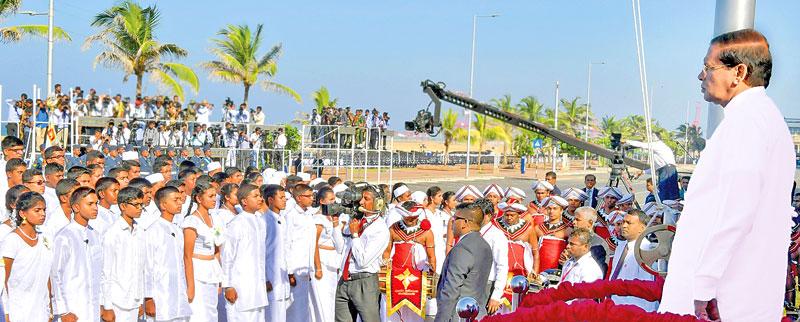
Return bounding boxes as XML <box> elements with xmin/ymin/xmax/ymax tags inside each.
<box><xmin>527</xmin><ymin>180</ymin><xmax>554</xmax><ymax>225</ymax></box>
<box><xmin>446</xmin><ymin>185</ymin><xmax>483</xmax><ymax>254</ymax></box>
<box><xmin>533</xmin><ymin>196</ymin><xmax>572</xmax><ymax>272</ymax></box>
<box><xmin>493</xmin><ymin>202</ymin><xmax>539</xmax><ymax>313</ymax></box>
<box><xmin>594</xmin><ymin>187</ymin><xmax>623</xmax><ymax>242</ymax></box>
<box><xmin>381</xmin><ymin>201</ymin><xmax>436</xmax><ymax>321</ymax></box>
<box><xmin>561</xmin><ymin>187</ymin><xmax>589</xmax><ymax>223</ymax></box>
<box><xmin>482</xmin><ymin>184</ymin><xmax>504</xmax><ymax>219</ymax></box>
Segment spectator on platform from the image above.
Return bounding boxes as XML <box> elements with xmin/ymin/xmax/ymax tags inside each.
<box><xmin>253</xmin><ymin>106</ymin><xmax>265</xmax><ymax>125</ymax></box>
<box><xmin>196</xmin><ymin>100</ymin><xmax>212</xmax><ymax>124</ymax></box>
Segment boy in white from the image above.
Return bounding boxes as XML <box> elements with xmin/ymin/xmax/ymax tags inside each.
<box><xmin>92</xmin><ymin>177</ymin><xmax>121</xmax><ymax>235</ymax></box>
<box><xmin>262</xmin><ymin>184</ymin><xmax>291</xmax><ymax>322</ymax></box>
<box><xmin>101</xmin><ymin>187</ymin><xmax>147</xmax><ymax>321</ymax></box>
<box><xmin>143</xmin><ymin>186</ymin><xmax>192</xmax><ymax>321</ymax></box>
<box><xmin>222</xmin><ymin>184</ymin><xmax>268</xmax><ymax>321</ymax></box>
<box><xmin>51</xmin><ymin>187</ymin><xmax>102</xmax><ymax>322</ymax></box>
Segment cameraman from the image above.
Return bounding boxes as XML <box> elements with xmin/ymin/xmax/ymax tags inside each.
<box><xmin>142</xmin><ymin>121</ymin><xmax>159</xmax><ymax>148</ymax></box>
<box><xmin>335</xmin><ymin>185</ymin><xmax>389</xmax><ymax>322</ymax></box>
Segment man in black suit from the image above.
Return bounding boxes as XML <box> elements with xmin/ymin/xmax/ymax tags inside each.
<box><xmin>435</xmin><ymin>202</ymin><xmax>493</xmax><ymax>322</ymax></box>
<box><xmin>583</xmin><ymin>174</ymin><xmax>599</xmax><ymax>208</ymax></box>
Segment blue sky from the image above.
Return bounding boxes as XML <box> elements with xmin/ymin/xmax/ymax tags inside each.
<box><xmin>1</xmin><ymin>0</ymin><xmax>798</xmax><ymax>132</ymax></box>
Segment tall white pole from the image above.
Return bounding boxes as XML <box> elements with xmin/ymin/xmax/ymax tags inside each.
<box><xmin>46</xmin><ymin>0</ymin><xmax>54</xmax><ymax>97</ymax></box>
<box><xmin>552</xmin><ymin>81</ymin><xmax>559</xmax><ymax>172</ymax></box>
<box><xmin>685</xmin><ymin>100</ymin><xmax>690</xmax><ymax>164</ymax></box>
<box><xmin>584</xmin><ymin>64</ymin><xmax>590</xmax><ymax>170</ymax></box>
<box><xmin>466</xmin><ymin>14</ymin><xmax>476</xmax><ymax>178</ymax></box>
<box><xmin>706</xmin><ymin>0</ymin><xmax>755</xmax><ymax>138</ymax></box>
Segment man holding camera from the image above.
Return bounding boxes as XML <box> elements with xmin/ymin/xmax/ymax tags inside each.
<box><xmin>335</xmin><ymin>186</ymin><xmax>390</xmax><ymax>322</ymax></box>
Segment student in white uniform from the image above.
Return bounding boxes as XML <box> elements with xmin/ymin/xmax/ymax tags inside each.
<box><xmin>285</xmin><ymin>184</ymin><xmax>316</xmax><ymax>322</ymax></box>
<box><xmin>221</xmin><ymin>184</ymin><xmax>268</xmax><ymax>321</ymax></box>
<box><xmin>101</xmin><ymin>187</ymin><xmax>147</xmax><ymax>322</ymax></box>
<box><xmin>559</xmin><ymin>228</ymin><xmax>604</xmax><ymax>286</ymax></box>
<box><xmin>41</xmin><ymin>179</ymin><xmax>78</xmax><ymax>237</ymax></box>
<box><xmin>182</xmin><ymin>182</ymin><xmax>224</xmax><ymax>321</ymax></box>
<box><xmin>51</xmin><ymin>187</ymin><xmax>102</xmax><ymax>322</ymax></box>
<box><xmin>43</xmin><ymin>163</ymin><xmax>63</xmax><ymax>215</ymax></box>
<box><xmin>609</xmin><ymin>209</ymin><xmax>658</xmax><ymax>312</ymax></box>
<box><xmin>1</xmin><ymin>192</ymin><xmax>53</xmax><ymax>322</ymax></box>
<box><xmin>93</xmin><ymin>177</ymin><xmax>121</xmax><ymax>235</ymax></box>
<box><xmin>310</xmin><ymin>187</ymin><xmax>342</xmax><ymax>322</ymax></box>
<box><xmin>262</xmin><ymin>184</ymin><xmax>291</xmax><ymax>322</ymax></box>
<box><xmin>0</xmin><ymin>185</ymin><xmax>25</xmax><ymax>319</ymax></box>
<box><xmin>143</xmin><ymin>186</ymin><xmax>192</xmax><ymax>322</ymax></box>
<box><xmin>211</xmin><ymin>183</ymin><xmax>238</xmax><ymax>226</ymax></box>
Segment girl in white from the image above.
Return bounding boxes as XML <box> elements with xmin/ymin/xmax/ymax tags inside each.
<box><xmin>0</xmin><ymin>186</ymin><xmax>27</xmax><ymax>319</ymax></box>
<box><xmin>422</xmin><ymin>187</ymin><xmax>448</xmax><ymax>317</ymax></box>
<box><xmin>211</xmin><ymin>183</ymin><xmax>238</xmax><ymax>226</ymax></box>
<box><xmin>182</xmin><ymin>182</ymin><xmax>224</xmax><ymax>321</ymax></box>
<box><xmin>1</xmin><ymin>192</ymin><xmax>53</xmax><ymax>322</ymax></box>
<box><xmin>310</xmin><ymin>187</ymin><xmax>344</xmax><ymax>322</ymax></box>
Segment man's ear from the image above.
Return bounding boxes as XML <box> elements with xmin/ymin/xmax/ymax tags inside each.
<box><xmin>734</xmin><ymin>64</ymin><xmax>749</xmax><ymax>85</ymax></box>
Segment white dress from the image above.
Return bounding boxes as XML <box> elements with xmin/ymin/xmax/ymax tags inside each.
<box><xmin>310</xmin><ymin>214</ymin><xmax>341</xmax><ymax>322</ymax></box>
<box><xmin>1</xmin><ymin>232</ymin><xmax>54</xmax><ymax>322</ymax></box>
<box><xmin>181</xmin><ymin>214</ymin><xmax>223</xmax><ymax>322</ymax></box>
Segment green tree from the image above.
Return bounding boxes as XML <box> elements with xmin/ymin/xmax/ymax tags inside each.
<box><xmin>622</xmin><ymin>115</ymin><xmax>647</xmax><ymax>140</ymax></box>
<box><xmin>202</xmin><ymin>23</ymin><xmax>300</xmax><ymax>104</ymax></box>
<box><xmin>1</xmin><ymin>0</ymin><xmax>70</xmax><ymax>43</ymax></box>
<box><xmin>558</xmin><ymin>97</ymin><xmax>591</xmax><ymax>138</ymax></box>
<box><xmin>84</xmin><ymin>1</ymin><xmax>198</xmax><ymax>100</ymax></box>
<box><xmin>674</xmin><ymin>123</ymin><xmax>705</xmax><ymax>161</ymax></box>
<box><xmin>518</xmin><ymin>95</ymin><xmax>545</xmax><ymax>124</ymax></box>
<box><xmin>471</xmin><ymin>114</ymin><xmax>510</xmax><ymax>165</ymax></box>
<box><xmin>490</xmin><ymin>94</ymin><xmax>516</xmax><ymax>164</ymax></box>
<box><xmin>441</xmin><ymin>109</ymin><xmax>466</xmax><ymax>165</ymax></box>
<box><xmin>311</xmin><ymin>86</ymin><xmax>337</xmax><ymax>114</ymax></box>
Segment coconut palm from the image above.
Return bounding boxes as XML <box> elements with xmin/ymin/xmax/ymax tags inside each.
<box><xmin>1</xmin><ymin>0</ymin><xmax>70</xmax><ymax>43</ymax></box>
<box><xmin>674</xmin><ymin>123</ymin><xmax>705</xmax><ymax>161</ymax></box>
<box><xmin>490</xmin><ymin>95</ymin><xmax>517</xmax><ymax>164</ymax></box>
<box><xmin>312</xmin><ymin>86</ymin><xmax>338</xmax><ymax>114</ymax></box>
<box><xmin>84</xmin><ymin>1</ymin><xmax>198</xmax><ymax>99</ymax></box>
<box><xmin>518</xmin><ymin>95</ymin><xmax>545</xmax><ymax>124</ymax></box>
<box><xmin>622</xmin><ymin>115</ymin><xmax>647</xmax><ymax>139</ymax></box>
<box><xmin>558</xmin><ymin>97</ymin><xmax>591</xmax><ymax>138</ymax></box>
<box><xmin>471</xmin><ymin>114</ymin><xmax>510</xmax><ymax>165</ymax></box>
<box><xmin>600</xmin><ymin>116</ymin><xmax>627</xmax><ymax>137</ymax></box>
<box><xmin>202</xmin><ymin>23</ymin><xmax>300</xmax><ymax>104</ymax></box>
<box><xmin>441</xmin><ymin>109</ymin><xmax>466</xmax><ymax>165</ymax></box>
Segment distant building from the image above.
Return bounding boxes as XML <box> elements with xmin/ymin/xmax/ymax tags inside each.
<box><xmin>787</xmin><ymin>118</ymin><xmax>800</xmax><ymax>155</ymax></box>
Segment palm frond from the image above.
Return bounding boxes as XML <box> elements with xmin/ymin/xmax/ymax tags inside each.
<box><xmin>201</xmin><ymin>60</ymin><xmax>245</xmax><ymax>83</ymax></box>
<box><xmin>150</xmin><ymin>69</ymin><xmax>184</xmax><ymax>100</ymax></box>
<box><xmin>160</xmin><ymin>62</ymin><xmax>199</xmax><ymax>94</ymax></box>
<box><xmin>0</xmin><ymin>0</ymin><xmax>22</xmax><ymax>16</ymax></box>
<box><xmin>1</xmin><ymin>25</ymin><xmax>71</xmax><ymax>43</ymax></box>
<box><xmin>260</xmin><ymin>80</ymin><xmax>302</xmax><ymax>103</ymax></box>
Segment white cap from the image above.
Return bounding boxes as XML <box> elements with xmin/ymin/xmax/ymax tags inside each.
<box><xmin>531</xmin><ymin>180</ymin><xmax>554</xmax><ymax>192</ymax></box>
<box><xmin>145</xmin><ymin>173</ymin><xmax>164</xmax><ymax>184</ymax></box>
<box><xmin>561</xmin><ymin>188</ymin><xmax>589</xmax><ymax>201</ymax></box>
<box><xmin>266</xmin><ymin>176</ymin><xmax>282</xmax><ymax>185</ymax></box>
<box><xmin>598</xmin><ymin>186</ymin><xmax>623</xmax><ymax>199</ymax></box>
<box><xmin>122</xmin><ymin>151</ymin><xmax>138</xmax><ymax>161</ymax></box>
<box><xmin>483</xmin><ymin>184</ymin><xmax>504</xmax><ymax>197</ymax></box>
<box><xmin>410</xmin><ymin>191</ymin><xmax>427</xmax><ymax>205</ymax></box>
<box><xmin>617</xmin><ymin>193</ymin><xmax>635</xmax><ymax>205</ymax></box>
<box><xmin>498</xmin><ymin>202</ymin><xmax>527</xmax><ymax>213</ymax></box>
<box><xmin>455</xmin><ymin>185</ymin><xmax>483</xmax><ymax>202</ymax></box>
<box><xmin>504</xmin><ymin>187</ymin><xmax>526</xmax><ymax>202</ymax></box>
<box><xmin>309</xmin><ymin>178</ymin><xmax>326</xmax><ymax>188</ymax></box>
<box><xmin>393</xmin><ymin>185</ymin><xmax>410</xmax><ymax>198</ymax></box>
<box><xmin>297</xmin><ymin>172</ymin><xmax>311</xmax><ymax>182</ymax></box>
<box><xmin>207</xmin><ymin>161</ymin><xmax>222</xmax><ymax>172</ymax></box>
<box><xmin>543</xmin><ymin>196</ymin><xmax>568</xmax><ymax>208</ymax></box>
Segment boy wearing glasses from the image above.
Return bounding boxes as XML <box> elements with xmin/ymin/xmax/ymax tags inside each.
<box><xmin>22</xmin><ymin>169</ymin><xmax>45</xmax><ymax>194</ymax></box>
<box><xmin>100</xmin><ymin>186</ymin><xmax>147</xmax><ymax>322</ymax></box>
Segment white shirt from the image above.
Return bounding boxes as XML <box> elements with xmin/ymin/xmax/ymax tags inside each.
<box><xmin>424</xmin><ymin>208</ymin><xmax>449</xmax><ymax>275</ymax></box>
<box><xmin>263</xmin><ymin>209</ymin><xmax>291</xmax><ymax>301</ymax></box>
<box><xmin>313</xmin><ymin>214</ymin><xmax>342</xmax><ymax>271</ymax></box>
<box><xmin>143</xmin><ymin>217</ymin><xmax>192</xmax><ymax>320</ymax></box>
<box><xmin>626</xmin><ymin>139</ymin><xmax>676</xmax><ymax>170</ymax></box>
<box><xmin>253</xmin><ymin>111</ymin><xmax>265</xmax><ymax>125</ymax></box>
<box><xmin>341</xmin><ymin>214</ymin><xmax>389</xmax><ymax>275</ymax></box>
<box><xmin>384</xmin><ymin>206</ymin><xmax>404</xmax><ymax>227</ymax></box>
<box><xmin>101</xmin><ymin>217</ymin><xmax>145</xmax><ymax>310</ymax></box>
<box><xmin>43</xmin><ymin>186</ymin><xmax>60</xmax><ymax>218</ymax></box>
<box><xmin>129</xmin><ymin>105</ymin><xmax>146</xmax><ymax>119</ymax></box>
<box><xmin>659</xmin><ymin>87</ymin><xmax>796</xmax><ymax>321</ymax></box>
<box><xmin>285</xmin><ymin>204</ymin><xmax>315</xmax><ymax>276</ymax></box>
<box><xmin>1</xmin><ymin>232</ymin><xmax>54</xmax><ymax>322</ymax></box>
<box><xmin>276</xmin><ymin>134</ymin><xmax>287</xmax><ymax>149</ymax></box>
<box><xmin>138</xmin><ymin>201</ymin><xmax>161</xmax><ymax>230</ymax></box>
<box><xmin>559</xmin><ymin>252</ymin><xmax>603</xmax><ymax>286</ymax></box>
<box><xmin>42</xmin><ymin>205</ymin><xmax>71</xmax><ymax>237</ymax></box>
<box><xmin>159</xmin><ymin>130</ymin><xmax>171</xmax><ymax>146</ymax></box>
<box><xmin>90</xmin><ymin>205</ymin><xmax>119</xmax><ymax>236</ymax></box>
<box><xmin>196</xmin><ymin>105</ymin><xmax>211</xmax><ymax>124</ymax></box>
<box><xmin>480</xmin><ymin>223</ymin><xmax>509</xmax><ymax>301</ymax></box>
<box><xmin>610</xmin><ymin>240</ymin><xmax>658</xmax><ymax>312</ymax></box>
<box><xmin>181</xmin><ymin>214</ymin><xmax>223</xmax><ymax>283</ymax></box>
<box><xmin>50</xmin><ymin>221</ymin><xmax>103</xmax><ymax>320</ymax></box>
<box><xmin>221</xmin><ymin>211</ymin><xmax>268</xmax><ymax>311</ymax></box>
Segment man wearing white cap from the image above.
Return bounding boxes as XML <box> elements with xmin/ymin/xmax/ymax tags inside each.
<box><xmin>482</xmin><ymin>184</ymin><xmax>504</xmax><ymax>219</ymax></box>
<box><xmin>493</xmin><ymin>202</ymin><xmax>538</xmax><ymax>314</ymax></box>
<box><xmin>594</xmin><ymin>187</ymin><xmax>623</xmax><ymax>245</ymax></box>
<box><xmin>527</xmin><ymin>181</ymin><xmax>553</xmax><ymax>225</ymax></box>
<box><xmin>206</xmin><ymin>161</ymin><xmax>222</xmax><ymax>176</ymax></box>
<box><xmin>381</xmin><ymin>201</ymin><xmax>435</xmax><ymax>322</ymax></box>
<box><xmin>615</xmin><ymin>193</ymin><xmax>635</xmax><ymax>213</ymax></box>
<box><xmin>533</xmin><ymin>196</ymin><xmax>571</xmax><ymax>272</ymax></box>
<box><xmin>454</xmin><ymin>185</ymin><xmax>482</xmax><ymax>204</ymax></box>
<box><xmin>561</xmin><ymin>187</ymin><xmax>588</xmax><ymax>223</ymax></box>
<box><xmin>385</xmin><ymin>183</ymin><xmax>411</xmax><ymax>226</ymax></box>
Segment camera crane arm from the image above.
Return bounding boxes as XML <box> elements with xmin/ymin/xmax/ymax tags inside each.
<box><xmin>421</xmin><ymin>80</ymin><xmax>649</xmax><ymax>170</ymax></box>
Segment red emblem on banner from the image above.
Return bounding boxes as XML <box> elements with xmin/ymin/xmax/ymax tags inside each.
<box><xmin>386</xmin><ymin>242</ymin><xmax>429</xmax><ymax>317</ymax></box>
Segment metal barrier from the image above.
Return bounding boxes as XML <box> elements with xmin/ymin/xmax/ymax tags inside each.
<box><xmin>301</xmin><ymin>125</ymin><xmax>396</xmax><ymax>185</ymax></box>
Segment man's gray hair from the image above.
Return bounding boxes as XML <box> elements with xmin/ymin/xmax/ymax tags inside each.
<box><xmin>574</xmin><ymin>206</ymin><xmax>598</xmax><ymax>224</ymax></box>
<box><xmin>570</xmin><ymin>228</ymin><xmax>593</xmax><ymax>246</ymax></box>
<box><xmin>628</xmin><ymin>209</ymin><xmax>651</xmax><ymax>226</ymax></box>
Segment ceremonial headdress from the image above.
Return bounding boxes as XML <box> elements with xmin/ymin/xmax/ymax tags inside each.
<box><xmin>455</xmin><ymin>185</ymin><xmax>483</xmax><ymax>202</ymax></box>
<box><xmin>504</xmin><ymin>187</ymin><xmax>526</xmax><ymax>203</ymax></box>
<box><xmin>617</xmin><ymin>193</ymin><xmax>635</xmax><ymax>205</ymax></box>
<box><xmin>483</xmin><ymin>184</ymin><xmax>504</xmax><ymax>197</ymax></box>
<box><xmin>598</xmin><ymin>186</ymin><xmax>623</xmax><ymax>199</ymax></box>
<box><xmin>531</xmin><ymin>180</ymin><xmax>554</xmax><ymax>192</ymax></box>
<box><xmin>641</xmin><ymin>202</ymin><xmax>658</xmax><ymax>217</ymax></box>
<box><xmin>266</xmin><ymin>175</ymin><xmax>282</xmax><ymax>185</ymax></box>
<box><xmin>498</xmin><ymin>202</ymin><xmax>527</xmax><ymax>213</ymax></box>
<box><xmin>561</xmin><ymin>187</ymin><xmax>589</xmax><ymax>201</ymax></box>
<box><xmin>393</xmin><ymin>185</ymin><xmax>410</xmax><ymax>198</ymax></box>
<box><xmin>410</xmin><ymin>191</ymin><xmax>427</xmax><ymax>205</ymax></box>
<box><xmin>397</xmin><ymin>201</ymin><xmax>424</xmax><ymax>218</ymax></box>
<box><xmin>543</xmin><ymin>196</ymin><xmax>569</xmax><ymax>208</ymax></box>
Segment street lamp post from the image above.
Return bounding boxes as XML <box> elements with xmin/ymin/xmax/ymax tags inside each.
<box><xmin>19</xmin><ymin>0</ymin><xmax>55</xmax><ymax>96</ymax></box>
<box><xmin>584</xmin><ymin>61</ymin><xmax>605</xmax><ymax>170</ymax></box>
<box><xmin>467</xmin><ymin>13</ymin><xmax>499</xmax><ymax>177</ymax></box>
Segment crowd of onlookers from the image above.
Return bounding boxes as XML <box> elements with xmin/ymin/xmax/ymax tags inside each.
<box><xmin>308</xmin><ymin>106</ymin><xmax>391</xmax><ymax>149</ymax></box>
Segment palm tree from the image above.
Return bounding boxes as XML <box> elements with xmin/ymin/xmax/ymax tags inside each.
<box><xmin>558</xmin><ymin>97</ymin><xmax>591</xmax><ymax>138</ymax></box>
<box><xmin>674</xmin><ymin>123</ymin><xmax>705</xmax><ymax>161</ymax></box>
<box><xmin>518</xmin><ymin>96</ymin><xmax>545</xmax><ymax>124</ymax></box>
<box><xmin>490</xmin><ymin>95</ymin><xmax>516</xmax><ymax>164</ymax></box>
<box><xmin>441</xmin><ymin>109</ymin><xmax>465</xmax><ymax>165</ymax></box>
<box><xmin>622</xmin><ymin>115</ymin><xmax>647</xmax><ymax>139</ymax></box>
<box><xmin>600</xmin><ymin>116</ymin><xmax>627</xmax><ymax>137</ymax></box>
<box><xmin>312</xmin><ymin>86</ymin><xmax>337</xmax><ymax>114</ymax></box>
<box><xmin>1</xmin><ymin>0</ymin><xmax>70</xmax><ymax>43</ymax></box>
<box><xmin>202</xmin><ymin>23</ymin><xmax>300</xmax><ymax>104</ymax></box>
<box><xmin>472</xmin><ymin>114</ymin><xmax>510</xmax><ymax>165</ymax></box>
<box><xmin>84</xmin><ymin>1</ymin><xmax>198</xmax><ymax>99</ymax></box>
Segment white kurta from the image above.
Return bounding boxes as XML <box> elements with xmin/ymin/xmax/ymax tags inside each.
<box><xmin>51</xmin><ymin>221</ymin><xmax>103</xmax><ymax>321</ymax></box>
<box><xmin>284</xmin><ymin>204</ymin><xmax>315</xmax><ymax>322</ymax></box>
<box><xmin>1</xmin><ymin>232</ymin><xmax>54</xmax><ymax>322</ymax></box>
<box><xmin>559</xmin><ymin>252</ymin><xmax>603</xmax><ymax>286</ymax></box>
<box><xmin>609</xmin><ymin>240</ymin><xmax>658</xmax><ymax>312</ymax></box>
<box><xmin>221</xmin><ymin>212</ymin><xmax>268</xmax><ymax>319</ymax></box>
<box><xmin>659</xmin><ymin>87</ymin><xmax>796</xmax><ymax>322</ymax></box>
<box><xmin>144</xmin><ymin>217</ymin><xmax>192</xmax><ymax>321</ymax></box>
<box><xmin>479</xmin><ymin>223</ymin><xmax>509</xmax><ymax>302</ymax></box>
<box><xmin>101</xmin><ymin>217</ymin><xmax>145</xmax><ymax>321</ymax></box>
<box><xmin>263</xmin><ymin>209</ymin><xmax>291</xmax><ymax>322</ymax></box>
